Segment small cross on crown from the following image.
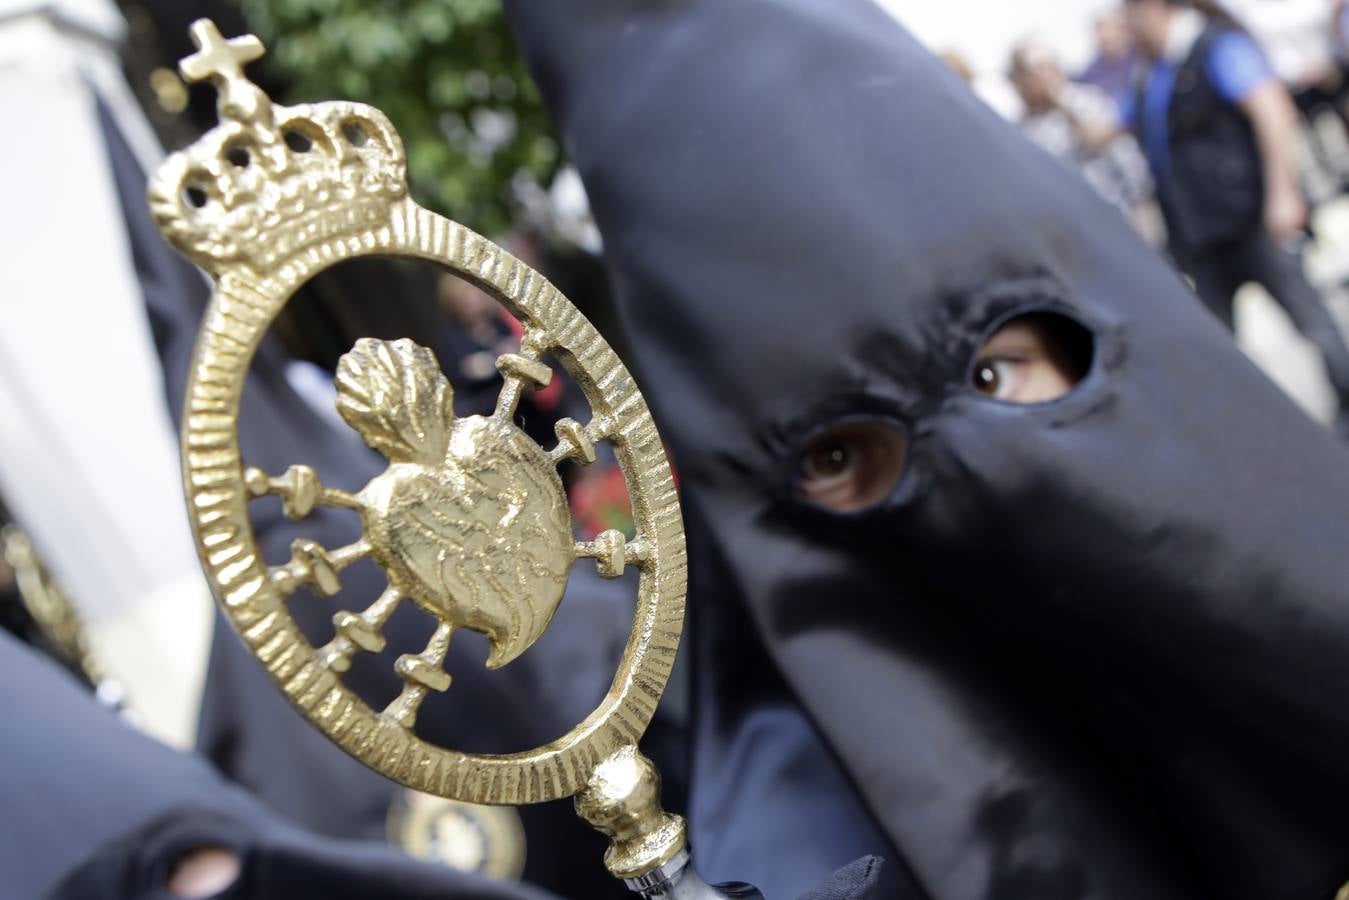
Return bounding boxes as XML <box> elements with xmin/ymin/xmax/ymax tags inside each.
<box><xmin>179</xmin><ymin>19</ymin><xmax>270</xmax><ymax>126</ymax></box>
<box><xmin>180</xmin><ymin>19</ymin><xmax>264</xmax><ymax>84</ymax></box>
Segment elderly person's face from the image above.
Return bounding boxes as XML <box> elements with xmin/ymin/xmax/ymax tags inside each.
<box><xmin>1010</xmin><ymin>44</ymin><xmax>1064</xmax><ymax>112</ymax></box>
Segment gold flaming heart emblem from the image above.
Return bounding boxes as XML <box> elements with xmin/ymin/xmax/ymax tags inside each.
<box><xmin>338</xmin><ymin>338</ymin><xmax>573</xmax><ymax>671</ymax></box>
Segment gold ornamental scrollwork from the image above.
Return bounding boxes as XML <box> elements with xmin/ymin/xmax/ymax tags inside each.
<box><xmin>153</xmin><ymin>20</ymin><xmax>687</xmax><ymax>880</ymax></box>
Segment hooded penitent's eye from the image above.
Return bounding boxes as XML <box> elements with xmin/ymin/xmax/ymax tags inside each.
<box><xmin>796</xmin><ymin>421</ymin><xmax>907</xmax><ymax>513</ymax></box>
<box><xmin>973</xmin><ymin>359</ymin><xmax>1020</xmax><ymax>398</ymax></box>
<box><xmin>971</xmin><ymin>311</ymin><xmax>1094</xmax><ymax>404</ymax></box>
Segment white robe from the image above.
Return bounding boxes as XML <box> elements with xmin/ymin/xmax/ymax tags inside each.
<box><xmin>0</xmin><ymin>0</ymin><xmax>211</xmax><ymax>747</ymax></box>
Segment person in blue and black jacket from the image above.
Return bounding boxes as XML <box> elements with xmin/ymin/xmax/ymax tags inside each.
<box><xmin>1124</xmin><ymin>0</ymin><xmax>1349</xmax><ymax>435</ymax></box>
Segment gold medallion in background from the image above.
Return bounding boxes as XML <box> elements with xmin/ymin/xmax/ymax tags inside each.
<box><xmin>388</xmin><ymin>790</ymin><xmax>526</xmax><ymax>881</ymax></box>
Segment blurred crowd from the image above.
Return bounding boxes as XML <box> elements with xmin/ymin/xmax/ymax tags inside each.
<box><xmin>955</xmin><ymin>0</ymin><xmax>1349</xmax><ymax>220</ymax></box>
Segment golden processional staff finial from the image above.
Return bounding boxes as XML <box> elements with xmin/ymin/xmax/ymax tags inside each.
<box><xmin>149</xmin><ymin>19</ymin><xmax>758</xmax><ymax>899</ymax></box>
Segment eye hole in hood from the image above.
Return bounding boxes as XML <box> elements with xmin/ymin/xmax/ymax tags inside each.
<box><xmin>970</xmin><ymin>310</ymin><xmax>1096</xmax><ymax>406</ymax></box>
<box><xmin>795</xmin><ymin>419</ymin><xmax>909</xmax><ymax>514</ymax></box>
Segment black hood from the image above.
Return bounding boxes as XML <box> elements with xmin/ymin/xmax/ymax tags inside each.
<box><xmin>503</xmin><ymin>2</ymin><xmax>1349</xmax><ymax>898</ymax></box>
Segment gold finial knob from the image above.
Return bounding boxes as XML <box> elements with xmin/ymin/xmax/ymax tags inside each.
<box><xmin>179</xmin><ymin>19</ymin><xmax>270</xmax><ymax>125</ymax></box>
<box><xmin>575</xmin><ymin>746</ymin><xmax>688</xmax><ymax>880</ymax></box>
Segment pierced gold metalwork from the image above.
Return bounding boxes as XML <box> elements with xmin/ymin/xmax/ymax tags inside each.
<box><xmin>153</xmin><ymin>20</ymin><xmax>687</xmax><ymax>881</ymax></box>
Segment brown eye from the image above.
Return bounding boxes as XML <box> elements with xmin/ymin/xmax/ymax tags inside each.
<box><xmin>972</xmin><ymin>358</ymin><xmax>1024</xmax><ymax>399</ymax></box>
<box><xmin>971</xmin><ymin>312</ymin><xmax>1094</xmax><ymax>404</ymax></box>
<box><xmin>796</xmin><ymin>421</ymin><xmax>907</xmax><ymax>513</ymax></box>
<box><xmin>803</xmin><ymin>444</ymin><xmax>854</xmax><ymax>479</ymax></box>
<box><xmin>973</xmin><ymin>361</ymin><xmax>1003</xmax><ymax>396</ymax></box>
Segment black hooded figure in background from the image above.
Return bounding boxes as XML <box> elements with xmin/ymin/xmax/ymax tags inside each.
<box><xmin>0</xmin><ymin>627</ymin><xmax>561</xmax><ymax>900</ymax></box>
<box><xmin>503</xmin><ymin>1</ymin><xmax>1349</xmax><ymax>899</ymax></box>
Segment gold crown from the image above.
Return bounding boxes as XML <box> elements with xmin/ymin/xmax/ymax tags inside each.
<box><xmin>148</xmin><ymin>20</ymin><xmax>407</xmax><ymax>273</ymax></box>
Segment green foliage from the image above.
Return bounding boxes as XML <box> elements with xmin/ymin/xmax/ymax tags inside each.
<box><xmin>241</xmin><ymin>0</ymin><xmax>559</xmax><ymax>235</ymax></box>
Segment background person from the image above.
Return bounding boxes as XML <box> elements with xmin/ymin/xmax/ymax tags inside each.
<box><xmin>1009</xmin><ymin>37</ymin><xmax>1156</xmax><ymax>234</ymax></box>
<box><xmin>1123</xmin><ymin>0</ymin><xmax>1349</xmax><ymax>433</ymax></box>
<box><xmin>1079</xmin><ymin>10</ymin><xmax>1143</xmax><ymax>112</ymax></box>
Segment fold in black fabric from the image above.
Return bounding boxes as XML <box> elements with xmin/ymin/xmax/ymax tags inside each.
<box><xmin>502</xmin><ymin>2</ymin><xmax>1349</xmax><ymax>898</ymax></box>
<box><xmin>53</xmin><ymin>809</ymin><xmax>566</xmax><ymax>900</ymax></box>
<box><xmin>798</xmin><ymin>857</ymin><xmax>884</xmax><ymax>900</ymax></box>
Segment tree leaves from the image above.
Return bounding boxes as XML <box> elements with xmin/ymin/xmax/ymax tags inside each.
<box><xmin>239</xmin><ymin>0</ymin><xmax>559</xmax><ymax>235</ymax></box>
